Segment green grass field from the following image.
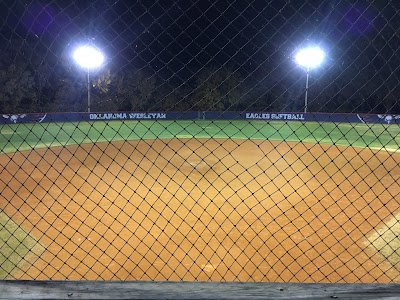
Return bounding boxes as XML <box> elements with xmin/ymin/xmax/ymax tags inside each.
<box><xmin>367</xmin><ymin>214</ymin><xmax>400</xmax><ymax>271</ymax></box>
<box><xmin>1</xmin><ymin>120</ymin><xmax>399</xmax><ymax>154</ymax></box>
<box><xmin>0</xmin><ymin>212</ymin><xmax>44</xmax><ymax>279</ymax></box>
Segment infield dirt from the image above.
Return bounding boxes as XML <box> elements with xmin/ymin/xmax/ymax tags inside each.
<box><xmin>0</xmin><ymin>138</ymin><xmax>399</xmax><ymax>282</ymax></box>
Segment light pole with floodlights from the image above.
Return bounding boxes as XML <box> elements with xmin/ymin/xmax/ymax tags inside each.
<box><xmin>295</xmin><ymin>47</ymin><xmax>325</xmax><ymax>113</ymax></box>
<box><xmin>73</xmin><ymin>45</ymin><xmax>105</xmax><ymax>112</ymax></box>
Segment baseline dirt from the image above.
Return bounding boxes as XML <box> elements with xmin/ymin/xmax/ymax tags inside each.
<box><xmin>0</xmin><ymin>139</ymin><xmax>399</xmax><ymax>282</ymax></box>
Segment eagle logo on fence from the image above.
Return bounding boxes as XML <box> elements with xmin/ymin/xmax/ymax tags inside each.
<box><xmin>2</xmin><ymin>113</ymin><xmax>47</xmax><ymax>123</ymax></box>
<box><xmin>377</xmin><ymin>115</ymin><xmax>400</xmax><ymax>124</ymax></box>
<box><xmin>36</xmin><ymin>113</ymin><xmax>47</xmax><ymax>123</ymax></box>
<box><xmin>2</xmin><ymin>114</ymin><xmax>27</xmax><ymax>123</ymax></box>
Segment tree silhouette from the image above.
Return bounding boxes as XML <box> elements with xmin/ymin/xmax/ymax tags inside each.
<box><xmin>189</xmin><ymin>67</ymin><xmax>244</xmax><ymax>111</ymax></box>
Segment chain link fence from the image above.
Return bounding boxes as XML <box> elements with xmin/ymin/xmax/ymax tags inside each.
<box><xmin>0</xmin><ymin>0</ymin><xmax>399</xmax><ymax>283</ymax></box>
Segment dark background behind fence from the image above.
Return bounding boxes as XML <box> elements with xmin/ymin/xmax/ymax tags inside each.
<box><xmin>0</xmin><ymin>0</ymin><xmax>400</xmax><ymax>284</ymax></box>
<box><xmin>1</xmin><ymin>0</ymin><xmax>400</xmax><ymax>114</ymax></box>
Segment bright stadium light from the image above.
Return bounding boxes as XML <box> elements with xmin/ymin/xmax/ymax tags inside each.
<box><xmin>73</xmin><ymin>45</ymin><xmax>105</xmax><ymax>112</ymax></box>
<box><xmin>295</xmin><ymin>47</ymin><xmax>325</xmax><ymax>113</ymax></box>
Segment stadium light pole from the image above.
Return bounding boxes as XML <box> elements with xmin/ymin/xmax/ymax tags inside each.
<box><xmin>73</xmin><ymin>45</ymin><xmax>105</xmax><ymax>113</ymax></box>
<box><xmin>295</xmin><ymin>47</ymin><xmax>325</xmax><ymax>113</ymax></box>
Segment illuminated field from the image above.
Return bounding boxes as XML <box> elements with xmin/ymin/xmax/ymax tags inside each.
<box><xmin>0</xmin><ymin>120</ymin><xmax>399</xmax><ymax>281</ymax></box>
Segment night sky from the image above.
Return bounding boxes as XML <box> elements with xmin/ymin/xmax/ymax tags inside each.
<box><xmin>1</xmin><ymin>0</ymin><xmax>400</xmax><ymax>110</ymax></box>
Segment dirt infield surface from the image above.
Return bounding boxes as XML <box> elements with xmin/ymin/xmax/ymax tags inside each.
<box><xmin>1</xmin><ymin>138</ymin><xmax>399</xmax><ymax>282</ymax></box>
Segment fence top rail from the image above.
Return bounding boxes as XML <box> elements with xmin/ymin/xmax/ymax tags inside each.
<box><xmin>0</xmin><ymin>281</ymin><xmax>400</xmax><ymax>300</ymax></box>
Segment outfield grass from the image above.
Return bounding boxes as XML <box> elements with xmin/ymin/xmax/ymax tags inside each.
<box><xmin>0</xmin><ymin>120</ymin><xmax>399</xmax><ymax>154</ymax></box>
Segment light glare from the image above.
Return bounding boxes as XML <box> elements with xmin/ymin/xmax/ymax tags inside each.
<box><xmin>295</xmin><ymin>47</ymin><xmax>325</xmax><ymax>69</ymax></box>
<box><xmin>73</xmin><ymin>46</ymin><xmax>105</xmax><ymax>69</ymax></box>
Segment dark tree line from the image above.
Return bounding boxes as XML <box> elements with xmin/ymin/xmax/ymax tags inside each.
<box><xmin>1</xmin><ymin>37</ymin><xmax>399</xmax><ymax>114</ymax></box>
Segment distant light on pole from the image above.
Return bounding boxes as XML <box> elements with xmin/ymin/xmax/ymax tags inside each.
<box><xmin>73</xmin><ymin>45</ymin><xmax>105</xmax><ymax>113</ymax></box>
<box><xmin>295</xmin><ymin>47</ymin><xmax>325</xmax><ymax>113</ymax></box>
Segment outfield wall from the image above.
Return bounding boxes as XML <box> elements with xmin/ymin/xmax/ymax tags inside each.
<box><xmin>1</xmin><ymin>111</ymin><xmax>399</xmax><ymax>125</ymax></box>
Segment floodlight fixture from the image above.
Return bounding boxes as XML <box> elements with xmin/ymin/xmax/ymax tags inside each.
<box><xmin>73</xmin><ymin>45</ymin><xmax>105</xmax><ymax>112</ymax></box>
<box><xmin>295</xmin><ymin>47</ymin><xmax>325</xmax><ymax>113</ymax></box>
<box><xmin>295</xmin><ymin>47</ymin><xmax>325</xmax><ymax>69</ymax></box>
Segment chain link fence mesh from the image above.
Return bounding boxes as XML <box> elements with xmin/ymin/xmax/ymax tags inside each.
<box><xmin>0</xmin><ymin>0</ymin><xmax>400</xmax><ymax>282</ymax></box>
